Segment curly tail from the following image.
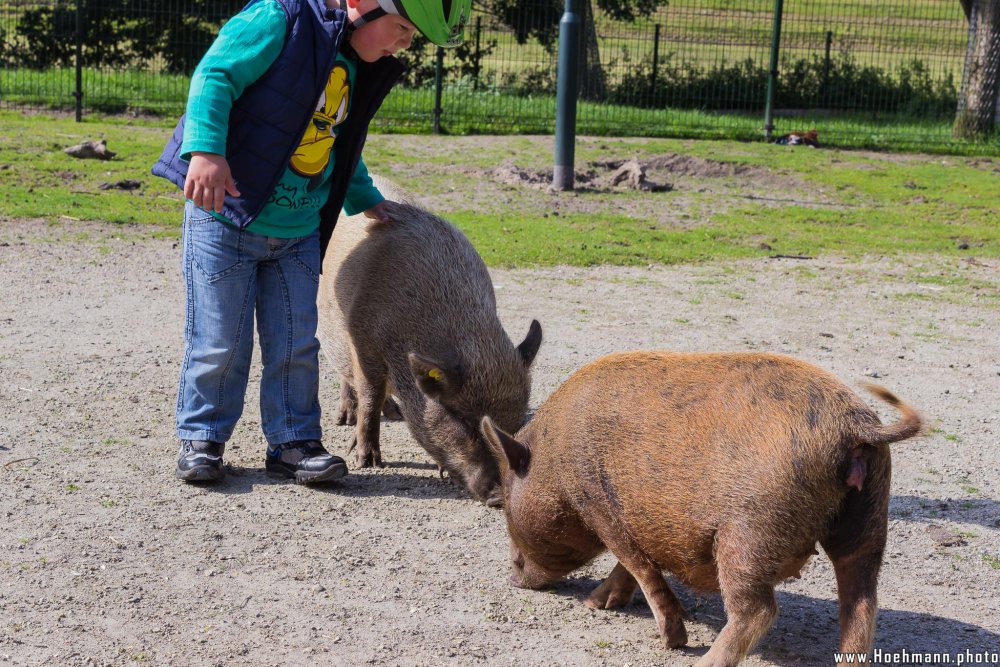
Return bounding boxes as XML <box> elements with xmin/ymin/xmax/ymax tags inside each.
<box><xmin>857</xmin><ymin>384</ymin><xmax>923</xmax><ymax>446</ymax></box>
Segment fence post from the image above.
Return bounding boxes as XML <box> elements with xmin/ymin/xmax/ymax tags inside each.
<box><xmin>433</xmin><ymin>46</ymin><xmax>444</xmax><ymax>134</ymax></box>
<box><xmin>650</xmin><ymin>23</ymin><xmax>661</xmax><ymax>103</ymax></box>
<box><xmin>822</xmin><ymin>30</ymin><xmax>832</xmax><ymax>101</ymax></box>
<box><xmin>74</xmin><ymin>0</ymin><xmax>84</xmax><ymax>122</ymax></box>
<box><xmin>473</xmin><ymin>16</ymin><xmax>482</xmax><ymax>92</ymax></box>
<box><xmin>763</xmin><ymin>0</ymin><xmax>784</xmax><ymax>139</ymax></box>
<box><xmin>553</xmin><ymin>0</ymin><xmax>581</xmax><ymax>191</ymax></box>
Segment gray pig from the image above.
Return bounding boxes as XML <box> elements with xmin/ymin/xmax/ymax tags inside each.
<box><xmin>481</xmin><ymin>351</ymin><xmax>922</xmax><ymax>666</ymax></box>
<box><xmin>318</xmin><ymin>192</ymin><xmax>541</xmax><ymax>507</ymax></box>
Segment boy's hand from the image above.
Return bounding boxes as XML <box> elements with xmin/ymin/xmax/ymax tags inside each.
<box><xmin>184</xmin><ymin>152</ymin><xmax>241</xmax><ymax>214</ymax></box>
<box><xmin>363</xmin><ymin>201</ymin><xmax>393</xmax><ymax>223</ymax></box>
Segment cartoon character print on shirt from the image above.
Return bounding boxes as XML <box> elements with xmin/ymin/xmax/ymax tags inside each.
<box><xmin>289</xmin><ymin>63</ymin><xmax>350</xmax><ymax>192</ymax></box>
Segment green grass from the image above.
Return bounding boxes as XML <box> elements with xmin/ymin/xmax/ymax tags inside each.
<box><xmin>375</xmin><ymin>86</ymin><xmax>998</xmax><ymax>154</ymax></box>
<box><xmin>469</xmin><ymin>0</ymin><xmax>967</xmax><ymax>74</ymax></box>
<box><xmin>1</xmin><ymin>109</ymin><xmax>999</xmax><ymax>268</ymax></box>
<box><xmin>6</xmin><ymin>68</ymin><xmax>997</xmax><ymax>155</ymax></box>
<box><xmin>0</xmin><ymin>111</ymin><xmax>183</xmax><ymax>225</ymax></box>
<box><xmin>459</xmin><ymin>210</ymin><xmax>757</xmax><ymax>266</ymax></box>
<box><xmin>0</xmin><ymin>67</ymin><xmax>190</xmax><ymax>116</ymax></box>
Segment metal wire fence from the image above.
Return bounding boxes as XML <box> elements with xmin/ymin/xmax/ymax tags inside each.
<box><xmin>0</xmin><ymin>0</ymin><xmax>994</xmax><ymax>153</ymax></box>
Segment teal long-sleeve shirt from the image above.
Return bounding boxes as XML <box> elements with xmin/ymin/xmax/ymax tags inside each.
<box><xmin>182</xmin><ymin>0</ymin><xmax>383</xmax><ymax>237</ymax></box>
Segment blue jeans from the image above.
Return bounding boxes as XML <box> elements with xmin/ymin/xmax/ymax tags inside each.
<box><xmin>176</xmin><ymin>203</ymin><xmax>322</xmax><ymax>446</ymax></box>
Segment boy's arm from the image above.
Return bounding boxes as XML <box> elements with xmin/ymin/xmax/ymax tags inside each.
<box><xmin>182</xmin><ymin>0</ymin><xmax>287</xmax><ymax>211</ymax></box>
<box><xmin>344</xmin><ymin>157</ymin><xmax>387</xmax><ymax>219</ymax></box>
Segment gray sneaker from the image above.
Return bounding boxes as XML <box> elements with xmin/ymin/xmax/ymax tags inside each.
<box><xmin>176</xmin><ymin>440</ymin><xmax>225</xmax><ymax>482</ymax></box>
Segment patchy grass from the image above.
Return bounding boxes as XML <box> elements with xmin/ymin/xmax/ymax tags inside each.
<box><xmin>0</xmin><ymin>112</ymin><xmax>181</xmax><ymax>225</ymax></box>
<box><xmin>1</xmin><ymin>110</ymin><xmax>998</xmax><ymax>267</ymax></box>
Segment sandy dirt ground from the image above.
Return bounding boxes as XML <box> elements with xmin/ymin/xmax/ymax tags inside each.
<box><xmin>1</xmin><ymin>217</ymin><xmax>998</xmax><ymax>667</ymax></box>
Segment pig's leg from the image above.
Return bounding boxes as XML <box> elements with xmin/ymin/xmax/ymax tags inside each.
<box><xmin>821</xmin><ymin>469</ymin><xmax>889</xmax><ymax>659</ymax></box>
<box><xmin>697</xmin><ymin>533</ymin><xmax>778</xmax><ymax>667</ymax></box>
<box><xmin>584</xmin><ymin>511</ymin><xmax>687</xmax><ymax>646</ymax></box>
<box><xmin>336</xmin><ymin>380</ymin><xmax>358</xmax><ymax>426</ymax></box>
<box><xmin>584</xmin><ymin>561</ymin><xmax>639</xmax><ymax>609</ymax></box>
<box><xmin>607</xmin><ymin>549</ymin><xmax>688</xmax><ymax>648</ymax></box>
<box><xmin>335</xmin><ymin>379</ymin><xmax>399</xmax><ymax>426</ymax></box>
<box><xmin>822</xmin><ymin>450</ymin><xmax>889</xmax><ymax>662</ymax></box>
<box><xmin>825</xmin><ymin>550</ymin><xmax>880</xmax><ymax>663</ymax></box>
<box><xmin>352</xmin><ymin>367</ymin><xmax>388</xmax><ymax>468</ymax></box>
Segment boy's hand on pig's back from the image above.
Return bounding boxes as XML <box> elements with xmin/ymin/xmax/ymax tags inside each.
<box><xmin>184</xmin><ymin>152</ymin><xmax>241</xmax><ymax>214</ymax></box>
<box><xmin>363</xmin><ymin>201</ymin><xmax>394</xmax><ymax>224</ymax></box>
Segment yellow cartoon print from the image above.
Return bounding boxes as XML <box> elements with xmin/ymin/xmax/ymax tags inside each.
<box><xmin>290</xmin><ymin>63</ymin><xmax>350</xmax><ymax>182</ymax></box>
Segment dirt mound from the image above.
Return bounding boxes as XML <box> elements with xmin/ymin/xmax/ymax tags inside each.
<box><xmin>594</xmin><ymin>153</ymin><xmax>766</xmax><ymax>179</ymax></box>
<box><xmin>490</xmin><ymin>160</ymin><xmax>671</xmax><ymax>192</ymax></box>
<box><xmin>490</xmin><ymin>165</ymin><xmax>572</xmax><ymax>188</ymax></box>
<box><xmin>490</xmin><ymin>153</ymin><xmax>773</xmax><ymax>192</ymax></box>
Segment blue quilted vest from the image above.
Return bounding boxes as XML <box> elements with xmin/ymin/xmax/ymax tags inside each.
<box><xmin>152</xmin><ymin>0</ymin><xmax>404</xmax><ymax>260</ymax></box>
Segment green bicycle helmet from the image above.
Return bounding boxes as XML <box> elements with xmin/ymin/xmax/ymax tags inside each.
<box><xmin>353</xmin><ymin>0</ymin><xmax>471</xmax><ymax>47</ymax></box>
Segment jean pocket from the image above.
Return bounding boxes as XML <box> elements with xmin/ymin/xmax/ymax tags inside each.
<box><xmin>291</xmin><ymin>234</ymin><xmax>321</xmax><ymax>285</ymax></box>
<box><xmin>186</xmin><ymin>212</ymin><xmax>244</xmax><ymax>283</ymax></box>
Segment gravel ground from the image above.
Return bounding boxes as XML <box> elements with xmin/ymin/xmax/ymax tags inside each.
<box><xmin>1</xmin><ymin>218</ymin><xmax>998</xmax><ymax>667</ymax></box>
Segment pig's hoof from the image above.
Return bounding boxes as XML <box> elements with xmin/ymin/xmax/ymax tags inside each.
<box><xmin>584</xmin><ymin>574</ymin><xmax>637</xmax><ymax>609</ymax></box>
<box><xmin>584</xmin><ymin>589</ymin><xmax>632</xmax><ymax>610</ymax></box>
<box><xmin>659</xmin><ymin>617</ymin><xmax>688</xmax><ymax>649</ymax></box>
<box><xmin>335</xmin><ymin>409</ymin><xmax>357</xmax><ymax>426</ymax></box>
<box><xmin>693</xmin><ymin>653</ymin><xmax>735</xmax><ymax>667</ymax></box>
<box><xmin>354</xmin><ymin>451</ymin><xmax>385</xmax><ymax>468</ymax></box>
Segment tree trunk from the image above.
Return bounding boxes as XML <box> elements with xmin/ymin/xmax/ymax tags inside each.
<box><xmin>954</xmin><ymin>0</ymin><xmax>1000</xmax><ymax>139</ymax></box>
<box><xmin>578</xmin><ymin>1</ymin><xmax>607</xmax><ymax>101</ymax></box>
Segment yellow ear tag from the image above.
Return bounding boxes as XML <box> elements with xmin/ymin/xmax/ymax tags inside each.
<box><xmin>427</xmin><ymin>368</ymin><xmax>444</xmax><ymax>381</ymax></box>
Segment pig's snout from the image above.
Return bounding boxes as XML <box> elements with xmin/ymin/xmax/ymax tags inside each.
<box><xmin>510</xmin><ymin>566</ymin><xmax>558</xmax><ymax>590</ymax></box>
<box><xmin>509</xmin><ymin>546</ymin><xmax>532</xmax><ymax>589</ymax></box>
<box><xmin>464</xmin><ymin>462</ymin><xmax>501</xmax><ymax>507</ymax></box>
<box><xmin>486</xmin><ymin>489</ymin><xmax>503</xmax><ymax>508</ymax></box>
<box><xmin>509</xmin><ymin>546</ymin><xmax>559</xmax><ymax>590</ymax></box>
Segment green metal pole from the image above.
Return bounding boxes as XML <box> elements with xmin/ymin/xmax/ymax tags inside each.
<box><xmin>553</xmin><ymin>0</ymin><xmax>581</xmax><ymax>191</ymax></box>
<box><xmin>433</xmin><ymin>46</ymin><xmax>444</xmax><ymax>134</ymax></box>
<box><xmin>650</xmin><ymin>23</ymin><xmax>661</xmax><ymax>103</ymax></box>
<box><xmin>822</xmin><ymin>30</ymin><xmax>833</xmax><ymax>102</ymax></box>
<box><xmin>763</xmin><ymin>0</ymin><xmax>784</xmax><ymax>140</ymax></box>
<box><xmin>473</xmin><ymin>16</ymin><xmax>481</xmax><ymax>92</ymax></box>
<box><xmin>74</xmin><ymin>0</ymin><xmax>83</xmax><ymax>122</ymax></box>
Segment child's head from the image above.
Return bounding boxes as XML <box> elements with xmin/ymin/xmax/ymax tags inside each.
<box><xmin>343</xmin><ymin>0</ymin><xmax>472</xmax><ymax>61</ymax></box>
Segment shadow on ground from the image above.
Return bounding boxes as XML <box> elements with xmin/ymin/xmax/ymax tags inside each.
<box><xmin>549</xmin><ymin>575</ymin><xmax>997</xmax><ymax>665</ymax></box>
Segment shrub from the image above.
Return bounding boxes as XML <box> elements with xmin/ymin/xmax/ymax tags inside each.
<box><xmin>607</xmin><ymin>50</ymin><xmax>957</xmax><ymax>118</ymax></box>
<box><xmin>4</xmin><ymin>1</ymin><xmax>241</xmax><ymax>74</ymax></box>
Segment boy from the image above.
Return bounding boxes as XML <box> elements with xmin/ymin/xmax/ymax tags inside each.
<box><xmin>152</xmin><ymin>0</ymin><xmax>471</xmax><ymax>484</ymax></box>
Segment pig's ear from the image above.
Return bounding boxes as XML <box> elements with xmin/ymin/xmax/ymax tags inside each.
<box><xmin>409</xmin><ymin>352</ymin><xmax>464</xmax><ymax>400</ymax></box>
<box><xmin>481</xmin><ymin>416</ymin><xmax>530</xmax><ymax>476</ymax></box>
<box><xmin>517</xmin><ymin>319</ymin><xmax>543</xmax><ymax>367</ymax></box>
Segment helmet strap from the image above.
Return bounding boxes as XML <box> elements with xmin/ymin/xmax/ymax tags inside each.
<box><xmin>351</xmin><ymin>6</ymin><xmax>387</xmax><ymax>28</ymax></box>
